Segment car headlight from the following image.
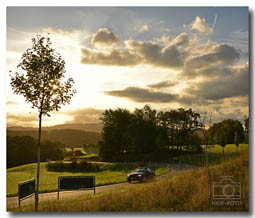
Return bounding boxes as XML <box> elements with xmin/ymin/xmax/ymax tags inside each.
<box><xmin>138</xmin><ymin>174</ymin><xmax>142</xmax><ymax>177</ymax></box>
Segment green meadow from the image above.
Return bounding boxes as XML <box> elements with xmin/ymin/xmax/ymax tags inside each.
<box><xmin>7</xmin><ymin>162</ymin><xmax>170</xmax><ymax>196</ymax></box>
<box><xmin>10</xmin><ymin>152</ymin><xmax>248</xmax><ymax>212</ymax></box>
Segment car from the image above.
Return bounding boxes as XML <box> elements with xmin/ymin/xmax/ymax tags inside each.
<box><xmin>127</xmin><ymin>167</ymin><xmax>155</xmax><ymax>183</ymax></box>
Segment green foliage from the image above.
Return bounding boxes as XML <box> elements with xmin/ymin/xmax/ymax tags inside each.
<box><xmin>207</xmin><ymin>119</ymin><xmax>244</xmax><ymax>153</ymax></box>
<box><xmin>7</xmin><ymin>136</ymin><xmax>65</xmax><ymax>168</ymax></box>
<box><xmin>99</xmin><ymin>108</ymin><xmax>133</xmax><ymax>159</ymax></box>
<box><xmin>9</xmin><ymin>35</ymin><xmax>77</xmax><ymax>209</ymax></box>
<box><xmin>157</xmin><ymin>108</ymin><xmax>203</xmax><ymax>151</ymax></box>
<box><xmin>74</xmin><ymin>150</ymin><xmax>84</xmax><ymax>156</ymax></box>
<box><xmin>7</xmin><ymin>129</ymin><xmax>101</xmax><ymax>148</ymax></box>
<box><xmin>131</xmin><ymin>105</ymin><xmax>158</xmax><ymax>153</ymax></box>
<box><xmin>244</xmin><ymin>117</ymin><xmax>249</xmax><ymax>143</ymax></box>
<box><xmin>9</xmin><ymin>35</ymin><xmax>76</xmax><ymax>116</ymax></box>
<box><xmin>47</xmin><ymin>160</ymin><xmax>100</xmax><ymax>172</ymax></box>
<box><xmin>11</xmin><ymin>154</ymin><xmax>248</xmax><ymax>212</ymax></box>
<box><xmin>83</xmin><ymin>143</ymin><xmax>100</xmax><ymax>154</ymax></box>
<box><xmin>7</xmin><ymin>136</ymin><xmax>37</xmax><ymax>168</ymax></box>
<box><xmin>99</xmin><ymin>105</ymin><xmax>203</xmax><ymax>161</ymax></box>
<box><xmin>7</xmin><ymin>162</ymin><xmax>169</xmax><ymax>196</ymax></box>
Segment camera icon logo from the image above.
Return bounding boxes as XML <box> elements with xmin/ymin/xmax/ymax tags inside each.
<box><xmin>212</xmin><ymin>176</ymin><xmax>241</xmax><ymax>200</ymax></box>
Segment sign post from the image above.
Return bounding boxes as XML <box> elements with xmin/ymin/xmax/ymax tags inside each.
<box><xmin>18</xmin><ymin>178</ymin><xmax>36</xmax><ymax>208</ymax></box>
<box><xmin>58</xmin><ymin>176</ymin><xmax>95</xmax><ymax>200</ymax></box>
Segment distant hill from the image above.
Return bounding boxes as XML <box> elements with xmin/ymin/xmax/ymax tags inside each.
<box><xmin>46</xmin><ymin>123</ymin><xmax>103</xmax><ymax>133</ymax></box>
<box><xmin>8</xmin><ymin>126</ymin><xmax>36</xmax><ymax>131</ymax></box>
<box><xmin>8</xmin><ymin>122</ymin><xmax>103</xmax><ymax>133</ymax></box>
<box><xmin>7</xmin><ymin>128</ymin><xmax>101</xmax><ymax>148</ymax></box>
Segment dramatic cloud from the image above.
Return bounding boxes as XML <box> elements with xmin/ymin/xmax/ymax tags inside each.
<box><xmin>7</xmin><ymin>114</ymin><xmax>38</xmax><ymax>123</ymax></box>
<box><xmin>91</xmin><ymin>28</ymin><xmax>120</xmax><ymax>47</ymax></box>
<box><xmin>173</xmin><ymin>32</ymin><xmax>189</xmax><ymax>46</ymax></box>
<box><xmin>189</xmin><ymin>43</ymin><xmax>240</xmax><ymax>67</ymax></box>
<box><xmin>43</xmin><ymin>27</ymin><xmax>88</xmax><ymax>42</ymax></box>
<box><xmin>182</xmin><ymin>43</ymin><xmax>241</xmax><ymax>78</ymax></box>
<box><xmin>105</xmin><ymin>87</ymin><xmax>178</xmax><ymax>103</ymax></box>
<box><xmin>44</xmin><ymin>27</ymin><xmax>72</xmax><ymax>36</ymax></box>
<box><xmin>125</xmin><ymin>39</ymin><xmax>184</xmax><ymax>69</ymax></box>
<box><xmin>137</xmin><ymin>25</ymin><xmax>149</xmax><ymax>32</ymax></box>
<box><xmin>64</xmin><ymin>108</ymin><xmax>104</xmax><ymax>123</ymax></box>
<box><xmin>186</xmin><ymin>63</ymin><xmax>248</xmax><ymax>100</ymax></box>
<box><xmin>104</xmin><ymin>62</ymin><xmax>248</xmax><ymax>105</ymax></box>
<box><xmin>104</xmin><ymin>86</ymin><xmax>193</xmax><ymax>105</ymax></box>
<box><xmin>80</xmin><ymin>48</ymin><xmax>139</xmax><ymax>66</ymax></box>
<box><xmin>6</xmin><ymin>112</ymin><xmax>50</xmax><ymax>127</ymax></box>
<box><xmin>147</xmin><ymin>80</ymin><xmax>177</xmax><ymax>89</ymax></box>
<box><xmin>81</xmin><ymin>38</ymin><xmax>184</xmax><ymax>69</ymax></box>
<box><xmin>191</xmin><ymin>16</ymin><xmax>213</xmax><ymax>33</ymax></box>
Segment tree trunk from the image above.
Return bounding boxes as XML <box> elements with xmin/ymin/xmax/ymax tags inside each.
<box><xmin>205</xmin><ymin>144</ymin><xmax>208</xmax><ymax>168</ymax></box>
<box><xmin>222</xmin><ymin>146</ymin><xmax>225</xmax><ymax>161</ymax></box>
<box><xmin>35</xmin><ymin>112</ymin><xmax>42</xmax><ymax>212</ymax></box>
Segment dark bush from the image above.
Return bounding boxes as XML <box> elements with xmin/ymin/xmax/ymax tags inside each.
<box><xmin>7</xmin><ymin>136</ymin><xmax>65</xmax><ymax>168</ymax></box>
<box><xmin>133</xmin><ymin>161</ymin><xmax>147</xmax><ymax>169</ymax></box>
<box><xmin>74</xmin><ymin>150</ymin><xmax>84</xmax><ymax>156</ymax></box>
<box><xmin>71</xmin><ymin>160</ymin><xmax>78</xmax><ymax>169</ymax></box>
<box><xmin>47</xmin><ymin>160</ymin><xmax>100</xmax><ymax>172</ymax></box>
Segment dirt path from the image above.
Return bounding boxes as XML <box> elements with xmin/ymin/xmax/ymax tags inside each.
<box><xmin>7</xmin><ymin>164</ymin><xmax>201</xmax><ymax>209</ymax></box>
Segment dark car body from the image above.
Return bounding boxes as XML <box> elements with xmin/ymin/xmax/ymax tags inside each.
<box><xmin>127</xmin><ymin>168</ymin><xmax>155</xmax><ymax>183</ymax></box>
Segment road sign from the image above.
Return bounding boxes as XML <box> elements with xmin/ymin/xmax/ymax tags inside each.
<box><xmin>58</xmin><ymin>176</ymin><xmax>95</xmax><ymax>199</ymax></box>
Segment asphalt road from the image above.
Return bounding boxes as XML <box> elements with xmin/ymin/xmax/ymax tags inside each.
<box><xmin>7</xmin><ymin>164</ymin><xmax>200</xmax><ymax>209</ymax></box>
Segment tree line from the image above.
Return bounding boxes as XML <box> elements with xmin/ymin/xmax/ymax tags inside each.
<box><xmin>206</xmin><ymin>117</ymin><xmax>248</xmax><ymax>154</ymax></box>
<box><xmin>7</xmin><ymin>136</ymin><xmax>65</xmax><ymax>168</ymax></box>
<box><xmin>99</xmin><ymin>105</ymin><xmax>248</xmax><ymax>160</ymax></box>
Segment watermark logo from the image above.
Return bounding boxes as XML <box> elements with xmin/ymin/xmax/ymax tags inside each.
<box><xmin>208</xmin><ymin>174</ymin><xmax>244</xmax><ymax>208</ymax></box>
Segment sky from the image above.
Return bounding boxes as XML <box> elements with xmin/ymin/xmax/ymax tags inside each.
<box><xmin>6</xmin><ymin>7</ymin><xmax>249</xmax><ymax>127</ymax></box>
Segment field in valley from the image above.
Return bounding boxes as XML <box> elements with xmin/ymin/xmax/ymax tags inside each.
<box><xmin>6</xmin><ymin>161</ymin><xmax>170</xmax><ymax>196</ymax></box>
<box><xmin>9</xmin><ymin>151</ymin><xmax>248</xmax><ymax>212</ymax></box>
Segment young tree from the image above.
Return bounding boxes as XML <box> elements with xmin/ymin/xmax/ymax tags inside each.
<box><xmin>234</xmin><ymin>131</ymin><xmax>240</xmax><ymax>152</ymax></box>
<box><xmin>9</xmin><ymin>35</ymin><xmax>76</xmax><ymax>211</ymax></box>
<box><xmin>214</xmin><ymin>130</ymin><xmax>227</xmax><ymax>159</ymax></box>
<box><xmin>244</xmin><ymin>117</ymin><xmax>249</xmax><ymax>143</ymax></box>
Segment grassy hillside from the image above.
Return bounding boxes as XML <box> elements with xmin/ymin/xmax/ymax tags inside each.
<box><xmin>167</xmin><ymin>144</ymin><xmax>249</xmax><ymax>166</ymax></box>
<box><xmin>11</xmin><ymin>152</ymin><xmax>248</xmax><ymax>212</ymax></box>
<box><xmin>7</xmin><ymin>129</ymin><xmax>101</xmax><ymax>148</ymax></box>
<box><xmin>7</xmin><ymin>162</ymin><xmax>170</xmax><ymax>196</ymax></box>
<box><xmin>202</xmin><ymin>143</ymin><xmax>248</xmax><ymax>153</ymax></box>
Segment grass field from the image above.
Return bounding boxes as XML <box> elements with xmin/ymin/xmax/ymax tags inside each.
<box><xmin>167</xmin><ymin>144</ymin><xmax>248</xmax><ymax>166</ymax></box>
<box><xmin>202</xmin><ymin>144</ymin><xmax>248</xmax><ymax>153</ymax></box>
<box><xmin>11</xmin><ymin>152</ymin><xmax>248</xmax><ymax>212</ymax></box>
<box><xmin>7</xmin><ymin>144</ymin><xmax>248</xmax><ymax>197</ymax></box>
<box><xmin>6</xmin><ymin>162</ymin><xmax>170</xmax><ymax>197</ymax></box>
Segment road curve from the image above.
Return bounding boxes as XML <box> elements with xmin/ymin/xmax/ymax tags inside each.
<box><xmin>7</xmin><ymin>164</ymin><xmax>200</xmax><ymax>209</ymax></box>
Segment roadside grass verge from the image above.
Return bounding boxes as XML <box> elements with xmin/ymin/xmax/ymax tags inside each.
<box><xmin>168</xmin><ymin>152</ymin><xmax>241</xmax><ymax>166</ymax></box>
<box><xmin>202</xmin><ymin>144</ymin><xmax>248</xmax><ymax>153</ymax></box>
<box><xmin>167</xmin><ymin>144</ymin><xmax>248</xmax><ymax>166</ymax></box>
<box><xmin>10</xmin><ymin>152</ymin><xmax>248</xmax><ymax>212</ymax></box>
<box><xmin>7</xmin><ymin>162</ymin><xmax>170</xmax><ymax>197</ymax></box>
